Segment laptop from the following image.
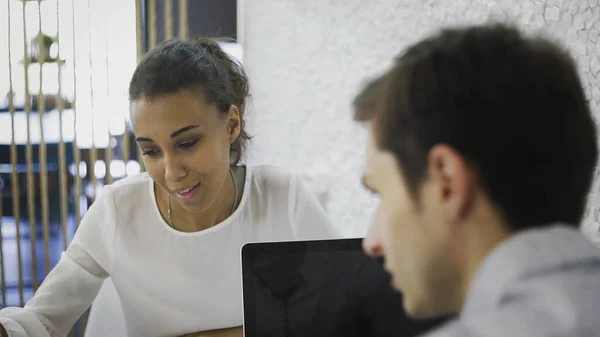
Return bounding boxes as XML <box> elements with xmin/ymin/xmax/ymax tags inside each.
<box><xmin>241</xmin><ymin>238</ymin><xmax>450</xmax><ymax>337</ymax></box>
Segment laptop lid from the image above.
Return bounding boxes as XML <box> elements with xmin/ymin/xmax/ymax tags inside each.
<box><xmin>241</xmin><ymin>238</ymin><xmax>449</xmax><ymax>337</ymax></box>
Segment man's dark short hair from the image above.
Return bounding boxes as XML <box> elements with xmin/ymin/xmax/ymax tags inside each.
<box><xmin>353</xmin><ymin>75</ymin><xmax>387</xmax><ymax>117</ymax></box>
<box><xmin>354</xmin><ymin>24</ymin><xmax>598</xmax><ymax>231</ymax></box>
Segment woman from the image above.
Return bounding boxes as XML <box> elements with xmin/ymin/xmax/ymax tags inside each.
<box><xmin>0</xmin><ymin>38</ymin><xmax>341</xmax><ymax>337</ymax></box>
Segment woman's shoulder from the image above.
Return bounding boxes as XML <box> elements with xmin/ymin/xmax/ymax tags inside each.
<box><xmin>248</xmin><ymin>164</ymin><xmax>300</xmax><ymax>191</ymax></box>
<box><xmin>245</xmin><ymin>164</ymin><xmax>317</xmax><ymax>204</ymax></box>
<box><xmin>99</xmin><ymin>172</ymin><xmax>153</xmax><ymax>205</ymax></box>
<box><xmin>249</xmin><ymin>164</ymin><xmax>295</xmax><ymax>180</ymax></box>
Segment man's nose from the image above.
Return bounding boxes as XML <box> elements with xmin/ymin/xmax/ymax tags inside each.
<box><xmin>363</xmin><ymin>221</ymin><xmax>384</xmax><ymax>257</ymax></box>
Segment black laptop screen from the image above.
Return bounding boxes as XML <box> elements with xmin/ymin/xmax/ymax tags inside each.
<box><xmin>241</xmin><ymin>239</ymin><xmax>449</xmax><ymax>337</ymax></box>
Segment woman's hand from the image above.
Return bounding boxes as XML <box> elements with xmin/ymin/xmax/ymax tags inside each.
<box><xmin>179</xmin><ymin>326</ymin><xmax>243</xmax><ymax>337</ymax></box>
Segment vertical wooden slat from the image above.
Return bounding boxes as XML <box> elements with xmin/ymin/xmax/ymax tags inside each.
<box><xmin>63</xmin><ymin>18</ymin><xmax>79</xmax><ymax>337</ymax></box>
<box><xmin>135</xmin><ymin>0</ymin><xmax>143</xmax><ymax>61</ymax></box>
<box><xmin>71</xmin><ymin>0</ymin><xmax>82</xmax><ymax>228</ymax></box>
<box><xmin>0</xmin><ymin>139</ymin><xmax>4</xmax><ymax>307</ymax></box>
<box><xmin>103</xmin><ymin>0</ymin><xmax>113</xmax><ymax>185</ymax></box>
<box><xmin>0</xmin><ymin>0</ymin><xmax>4</xmax><ymax>291</ymax></box>
<box><xmin>78</xmin><ymin>0</ymin><xmax>98</xmax><ymax>332</ymax></box>
<box><xmin>7</xmin><ymin>0</ymin><xmax>25</xmax><ymax>307</ymax></box>
<box><xmin>87</xmin><ymin>0</ymin><xmax>97</xmax><ymax>203</ymax></box>
<box><xmin>127</xmin><ymin>0</ymin><xmax>145</xmax><ymax>170</ymax></box>
<box><xmin>126</xmin><ymin>0</ymin><xmax>144</xmax><ymax>171</ymax></box>
<box><xmin>0</xmin><ymin>179</ymin><xmax>4</xmax><ymax>307</ymax></box>
<box><xmin>36</xmin><ymin>0</ymin><xmax>51</xmax><ymax>276</ymax></box>
<box><xmin>104</xmin><ymin>142</ymin><xmax>113</xmax><ymax>185</ymax></box>
<box><xmin>178</xmin><ymin>0</ymin><xmax>188</xmax><ymax>40</ymax></box>
<box><xmin>22</xmin><ymin>0</ymin><xmax>39</xmax><ymax>291</ymax></box>
<box><xmin>1</xmin><ymin>0</ymin><xmax>10</xmax><ymax>308</ymax></box>
<box><xmin>148</xmin><ymin>0</ymin><xmax>157</xmax><ymax>49</ymax></box>
<box><xmin>56</xmin><ymin>0</ymin><xmax>69</xmax><ymax>251</ymax></box>
<box><xmin>165</xmin><ymin>0</ymin><xmax>173</xmax><ymax>40</ymax></box>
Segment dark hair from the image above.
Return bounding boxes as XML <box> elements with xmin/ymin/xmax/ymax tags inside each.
<box><xmin>355</xmin><ymin>24</ymin><xmax>598</xmax><ymax>231</ymax></box>
<box><xmin>353</xmin><ymin>75</ymin><xmax>387</xmax><ymax>117</ymax></box>
<box><xmin>129</xmin><ymin>37</ymin><xmax>251</xmax><ymax>165</ymax></box>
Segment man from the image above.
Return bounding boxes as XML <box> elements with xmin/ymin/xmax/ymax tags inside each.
<box><xmin>354</xmin><ymin>23</ymin><xmax>600</xmax><ymax>336</ymax></box>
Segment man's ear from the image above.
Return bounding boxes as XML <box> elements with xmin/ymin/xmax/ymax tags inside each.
<box><xmin>428</xmin><ymin>144</ymin><xmax>477</xmax><ymax>223</ymax></box>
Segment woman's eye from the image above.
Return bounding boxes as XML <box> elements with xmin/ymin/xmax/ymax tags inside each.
<box><xmin>177</xmin><ymin>139</ymin><xmax>199</xmax><ymax>149</ymax></box>
<box><xmin>141</xmin><ymin>148</ymin><xmax>159</xmax><ymax>156</ymax></box>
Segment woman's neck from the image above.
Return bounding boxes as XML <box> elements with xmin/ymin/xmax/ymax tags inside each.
<box><xmin>158</xmin><ymin>168</ymin><xmax>238</xmax><ymax>233</ymax></box>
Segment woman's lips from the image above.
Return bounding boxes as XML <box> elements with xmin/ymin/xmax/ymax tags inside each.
<box><xmin>173</xmin><ymin>183</ymin><xmax>200</xmax><ymax>202</ymax></box>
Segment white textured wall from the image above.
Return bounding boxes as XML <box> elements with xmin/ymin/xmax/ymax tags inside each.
<box><xmin>242</xmin><ymin>0</ymin><xmax>600</xmax><ymax>243</ymax></box>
